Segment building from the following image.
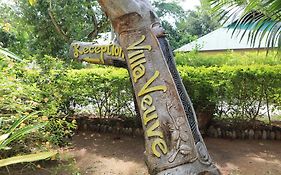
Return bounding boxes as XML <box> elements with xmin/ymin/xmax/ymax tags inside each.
<box><xmin>175</xmin><ymin>23</ymin><xmax>277</xmax><ymax>54</ymax></box>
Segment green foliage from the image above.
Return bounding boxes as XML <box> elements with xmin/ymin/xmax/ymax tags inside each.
<box><xmin>0</xmin><ymin>47</ymin><xmax>22</xmax><ymax>62</ymax></box>
<box><xmin>180</xmin><ymin>9</ymin><xmax>220</xmax><ymax>38</ymax></box>
<box><xmin>0</xmin><ymin>58</ymin><xmax>39</xmax><ymax>117</ymax></box>
<box><xmin>0</xmin><ymin>113</ymin><xmax>55</xmax><ymax>168</ymax></box>
<box><xmin>0</xmin><ymin>29</ymin><xmax>17</xmax><ymax>48</ymax></box>
<box><xmin>19</xmin><ymin>56</ymin><xmax>77</xmax><ymax>146</ymax></box>
<box><xmin>153</xmin><ymin>0</ymin><xmax>186</xmax><ymax>20</ymax></box>
<box><xmin>56</xmin><ymin>64</ymin><xmax>281</xmax><ymax>123</ymax></box>
<box><xmin>64</xmin><ymin>66</ymin><xmax>135</xmax><ymax>118</ymax></box>
<box><xmin>153</xmin><ymin>1</ymin><xmax>220</xmax><ymax>50</ymax></box>
<box><xmin>175</xmin><ymin>51</ymin><xmax>281</xmax><ymax>67</ymax></box>
<box><xmin>45</xmin><ymin>117</ymin><xmax>77</xmax><ymax>146</ymax></box>
<box><xmin>0</xmin><ymin>151</ymin><xmax>57</xmax><ymax>168</ymax></box>
<box><xmin>153</xmin><ymin>0</ymin><xmax>191</xmax><ymax>50</ymax></box>
<box><xmin>178</xmin><ymin>65</ymin><xmax>281</xmax><ymax>122</ymax></box>
<box><xmin>60</xmin><ymin>64</ymin><xmax>281</xmax><ymax>123</ymax></box>
<box><xmin>0</xmin><ymin>53</ymin><xmax>77</xmax><ymax>155</ymax></box>
<box><xmin>1</xmin><ymin>0</ymin><xmax>108</xmax><ymax>58</ymax></box>
<box><xmin>0</xmin><ymin>4</ymin><xmax>32</xmax><ymax>56</ymax></box>
<box><xmin>0</xmin><ymin>113</ymin><xmax>46</xmax><ymax>151</ymax></box>
<box><xmin>1</xmin><ymin>0</ymin><xmax>220</xmax><ymax>56</ymax></box>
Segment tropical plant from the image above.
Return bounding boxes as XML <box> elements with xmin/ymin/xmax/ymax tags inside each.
<box><xmin>0</xmin><ymin>151</ymin><xmax>57</xmax><ymax>168</ymax></box>
<box><xmin>0</xmin><ymin>113</ymin><xmax>46</xmax><ymax>151</ymax></box>
<box><xmin>205</xmin><ymin>0</ymin><xmax>281</xmax><ymax>51</ymax></box>
<box><xmin>0</xmin><ymin>114</ymin><xmax>57</xmax><ymax>168</ymax></box>
<box><xmin>1</xmin><ymin>49</ymin><xmax>76</xmax><ymax>148</ymax></box>
<box><xmin>0</xmin><ymin>47</ymin><xmax>21</xmax><ymax>62</ymax></box>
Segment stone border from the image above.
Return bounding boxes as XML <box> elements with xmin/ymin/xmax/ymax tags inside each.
<box><xmin>76</xmin><ymin>118</ymin><xmax>144</xmax><ymax>137</ymax></box>
<box><xmin>76</xmin><ymin>118</ymin><xmax>281</xmax><ymax>141</ymax></box>
<box><xmin>207</xmin><ymin>125</ymin><xmax>281</xmax><ymax>140</ymax></box>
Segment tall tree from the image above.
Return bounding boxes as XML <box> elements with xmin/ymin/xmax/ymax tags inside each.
<box><xmin>183</xmin><ymin>8</ymin><xmax>220</xmax><ymax>38</ymax></box>
<box><xmin>152</xmin><ymin>0</ymin><xmax>220</xmax><ymax>50</ymax></box>
<box><xmin>1</xmin><ymin>0</ymin><xmax>109</xmax><ymax>58</ymax></box>
<box><xmin>152</xmin><ymin>0</ymin><xmax>194</xmax><ymax>50</ymax></box>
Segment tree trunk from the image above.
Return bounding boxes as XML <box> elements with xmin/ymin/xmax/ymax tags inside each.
<box><xmin>97</xmin><ymin>0</ymin><xmax>220</xmax><ymax>174</ymax></box>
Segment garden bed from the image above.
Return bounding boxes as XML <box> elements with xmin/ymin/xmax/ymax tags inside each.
<box><xmin>74</xmin><ymin>115</ymin><xmax>281</xmax><ymax>141</ymax></box>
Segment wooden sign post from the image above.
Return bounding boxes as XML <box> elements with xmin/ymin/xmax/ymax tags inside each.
<box><xmin>70</xmin><ymin>0</ymin><xmax>220</xmax><ymax>174</ymax></box>
<box><xmin>70</xmin><ymin>42</ymin><xmax>127</xmax><ymax>68</ymax></box>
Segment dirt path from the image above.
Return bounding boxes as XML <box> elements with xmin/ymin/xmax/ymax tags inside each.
<box><xmin>70</xmin><ymin>132</ymin><xmax>148</xmax><ymax>175</ymax></box>
<box><xmin>69</xmin><ymin>131</ymin><xmax>281</xmax><ymax>175</ymax></box>
<box><xmin>2</xmin><ymin>131</ymin><xmax>280</xmax><ymax>175</ymax></box>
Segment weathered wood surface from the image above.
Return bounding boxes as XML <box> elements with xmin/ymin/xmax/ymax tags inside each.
<box><xmin>96</xmin><ymin>0</ymin><xmax>220</xmax><ymax>175</ymax></box>
<box><xmin>70</xmin><ymin>41</ymin><xmax>127</xmax><ymax>68</ymax></box>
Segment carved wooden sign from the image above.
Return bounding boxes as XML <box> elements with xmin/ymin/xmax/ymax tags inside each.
<box><xmin>70</xmin><ymin>42</ymin><xmax>127</xmax><ymax>68</ymax></box>
<box><xmin>70</xmin><ymin>0</ymin><xmax>220</xmax><ymax>174</ymax></box>
<box><xmin>125</xmin><ymin>33</ymin><xmax>199</xmax><ymax>172</ymax></box>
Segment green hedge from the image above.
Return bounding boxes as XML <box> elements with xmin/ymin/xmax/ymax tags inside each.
<box><xmin>2</xmin><ymin>53</ymin><xmax>281</xmax><ymax>157</ymax></box>
<box><xmin>54</xmin><ymin>65</ymin><xmax>281</xmax><ymax>122</ymax></box>
<box><xmin>178</xmin><ymin>65</ymin><xmax>281</xmax><ymax>122</ymax></box>
<box><xmin>64</xmin><ymin>67</ymin><xmax>135</xmax><ymax>118</ymax></box>
<box><xmin>175</xmin><ymin>51</ymin><xmax>281</xmax><ymax>67</ymax></box>
<box><xmin>5</xmin><ymin>55</ymin><xmax>281</xmax><ymax>126</ymax></box>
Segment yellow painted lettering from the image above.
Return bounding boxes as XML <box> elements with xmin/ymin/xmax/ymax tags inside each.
<box><xmin>143</xmin><ymin>106</ymin><xmax>158</xmax><ymax>126</ymax></box>
<box><xmin>152</xmin><ymin>138</ymin><xmax>168</xmax><ymax>158</ymax></box>
<box><xmin>83</xmin><ymin>57</ymin><xmax>102</xmax><ymax>64</ymax></box>
<box><xmin>111</xmin><ymin>45</ymin><xmax>116</xmax><ymax>56</ymax></box>
<box><xmin>131</xmin><ymin>58</ymin><xmax>146</xmax><ymax>69</ymax></box>
<box><xmin>95</xmin><ymin>46</ymin><xmax>101</xmax><ymax>54</ymax></box>
<box><xmin>107</xmin><ymin>44</ymin><xmax>112</xmax><ymax>55</ymax></box>
<box><xmin>83</xmin><ymin>47</ymin><xmax>89</xmax><ymax>54</ymax></box>
<box><xmin>114</xmin><ymin>47</ymin><xmax>120</xmax><ymax>56</ymax></box>
<box><xmin>133</xmin><ymin>64</ymin><xmax>146</xmax><ymax>83</ymax></box>
<box><xmin>129</xmin><ymin>50</ymin><xmax>142</xmax><ymax>59</ymax></box>
<box><xmin>101</xmin><ymin>46</ymin><xmax>107</xmax><ymax>54</ymax></box>
<box><xmin>129</xmin><ymin>51</ymin><xmax>145</xmax><ymax>64</ymax></box>
<box><xmin>118</xmin><ymin>48</ymin><xmax>123</xmax><ymax>58</ymax></box>
<box><xmin>121</xmin><ymin>52</ymin><xmax>125</xmax><ymax>59</ymax></box>
<box><xmin>127</xmin><ymin>35</ymin><xmax>152</xmax><ymax>51</ymax></box>
<box><xmin>73</xmin><ymin>44</ymin><xmax>82</xmax><ymax>58</ymax></box>
<box><xmin>100</xmin><ymin>46</ymin><xmax>107</xmax><ymax>64</ymax></box>
<box><xmin>146</xmin><ymin>120</ymin><xmax>163</xmax><ymax>138</ymax></box>
<box><xmin>138</xmin><ymin>71</ymin><xmax>167</xmax><ymax>97</ymax></box>
<box><xmin>141</xmin><ymin>95</ymin><xmax>153</xmax><ymax>111</ymax></box>
<box><xmin>89</xmin><ymin>46</ymin><xmax>96</xmax><ymax>54</ymax></box>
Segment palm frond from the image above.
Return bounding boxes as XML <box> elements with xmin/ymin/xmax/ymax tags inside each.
<box><xmin>207</xmin><ymin>0</ymin><xmax>281</xmax><ymax>51</ymax></box>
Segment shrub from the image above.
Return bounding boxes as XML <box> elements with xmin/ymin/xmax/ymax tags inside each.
<box><xmin>2</xmin><ymin>50</ymin><xmax>280</xmax><ymax>157</ymax></box>
<box><xmin>0</xmin><ymin>54</ymin><xmax>77</xmax><ymax>155</ymax></box>
<box><xmin>59</xmin><ymin>64</ymin><xmax>281</xmax><ymax>123</ymax></box>
<box><xmin>64</xmin><ymin>66</ymin><xmax>135</xmax><ymax>118</ymax></box>
<box><xmin>178</xmin><ymin>65</ymin><xmax>281</xmax><ymax>122</ymax></box>
<box><xmin>0</xmin><ymin>113</ymin><xmax>56</xmax><ymax>168</ymax></box>
<box><xmin>175</xmin><ymin>51</ymin><xmax>281</xmax><ymax>67</ymax></box>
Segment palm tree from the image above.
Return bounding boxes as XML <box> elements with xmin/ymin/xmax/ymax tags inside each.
<box><xmin>205</xmin><ymin>0</ymin><xmax>281</xmax><ymax>51</ymax></box>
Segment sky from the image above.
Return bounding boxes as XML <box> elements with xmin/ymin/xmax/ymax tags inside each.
<box><xmin>167</xmin><ymin>0</ymin><xmax>201</xmax><ymax>11</ymax></box>
<box><xmin>1</xmin><ymin>0</ymin><xmax>201</xmax><ymax>10</ymax></box>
